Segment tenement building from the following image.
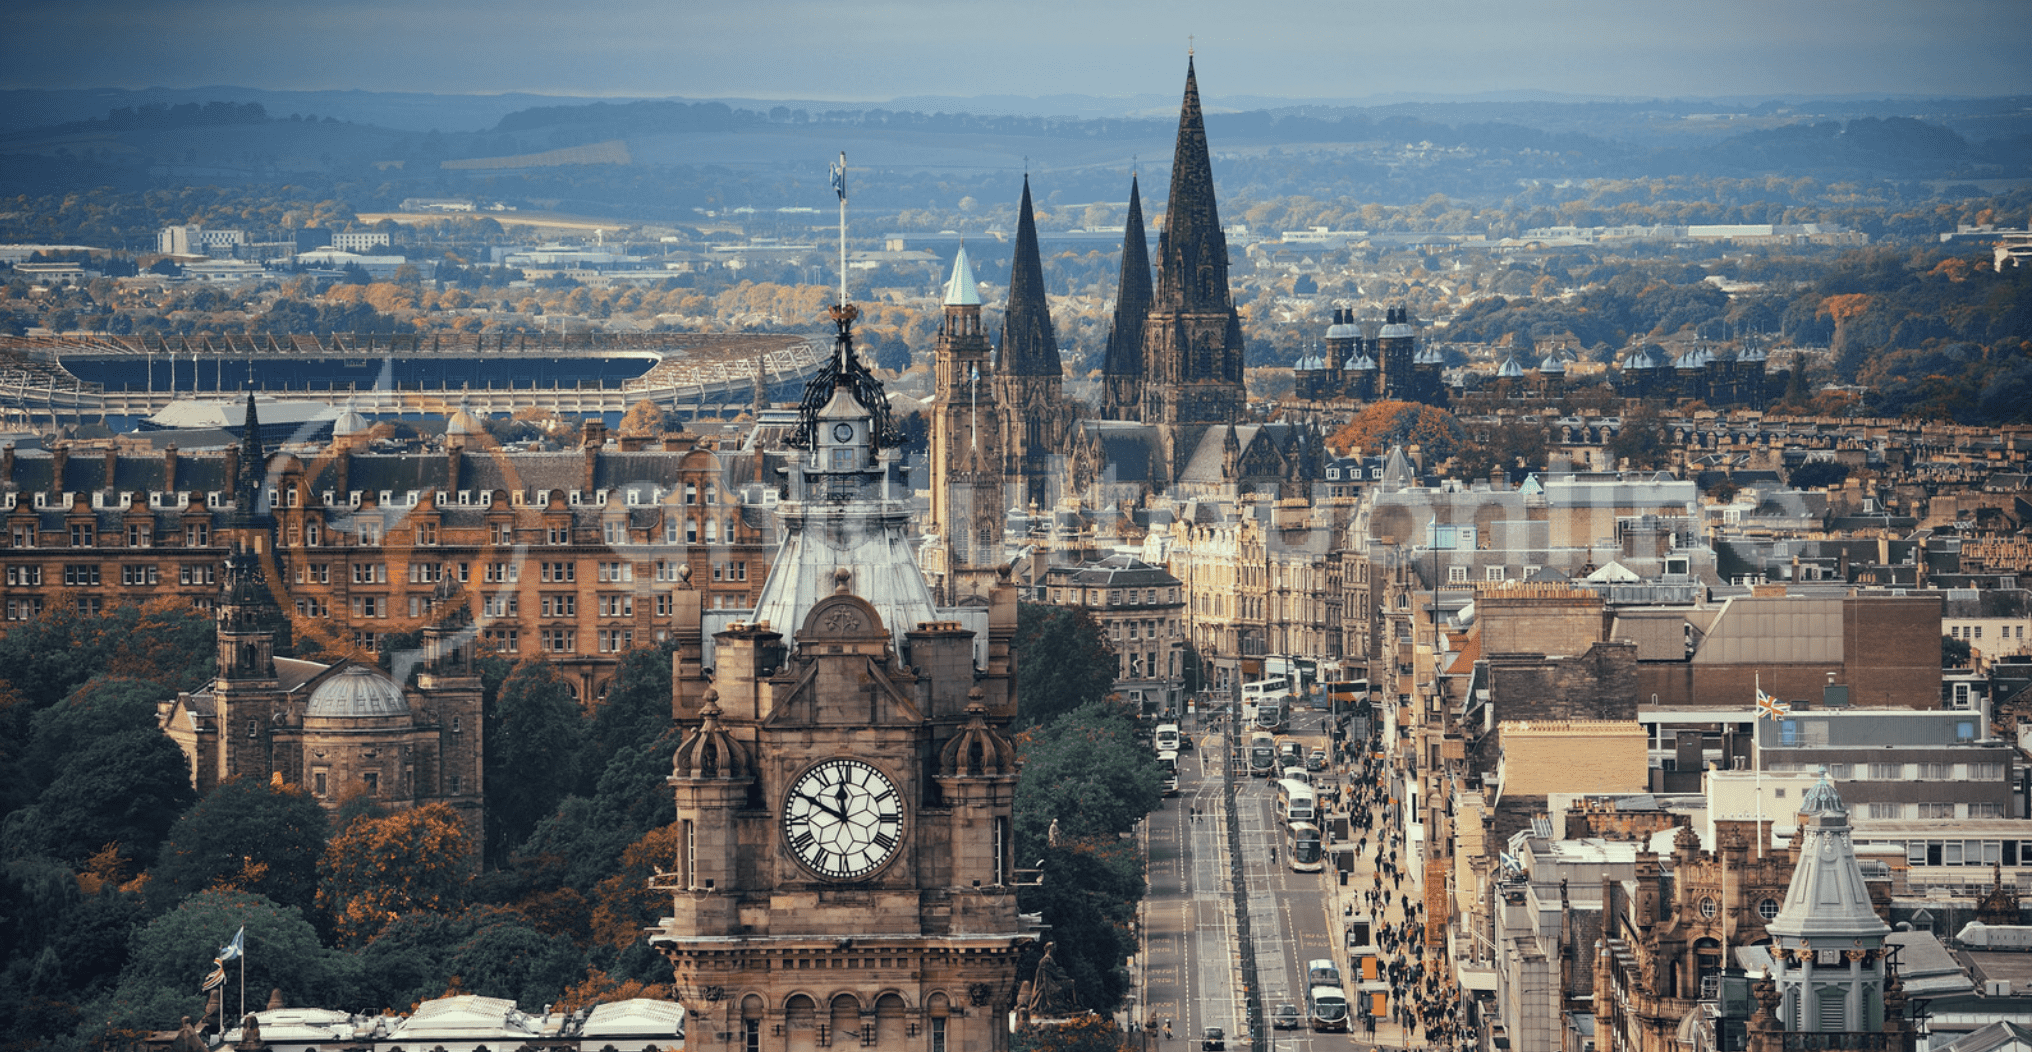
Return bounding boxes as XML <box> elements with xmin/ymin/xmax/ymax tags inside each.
<box><xmin>648</xmin><ymin>303</ymin><xmax>1028</xmax><ymax>1050</ymax></box>
<box><xmin>0</xmin><ymin>397</ymin><xmax>771</xmax><ymax>704</ymax></box>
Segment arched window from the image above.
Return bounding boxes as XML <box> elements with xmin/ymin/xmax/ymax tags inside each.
<box><xmin>829</xmin><ymin>994</ymin><xmax>862</xmax><ymax>1048</ymax></box>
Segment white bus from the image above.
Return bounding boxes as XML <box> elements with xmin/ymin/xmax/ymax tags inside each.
<box><xmin>1275</xmin><ymin>779</ymin><xmax>1317</xmax><ymax>827</ymax></box>
<box><xmin>1157</xmin><ymin>750</ymin><xmax>1179</xmax><ymax>796</ymax></box>
<box><xmin>1286</xmin><ymin>821</ymin><xmax>1324</xmax><ymax>873</ymax></box>
<box><xmin>1154</xmin><ymin>723</ymin><xmax>1181</xmax><ymax>753</ymax></box>
<box><xmin>1248</xmin><ymin>732</ymin><xmax>1279</xmax><ymax>778</ymax></box>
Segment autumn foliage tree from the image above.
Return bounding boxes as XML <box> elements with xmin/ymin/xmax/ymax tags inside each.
<box><xmin>1326</xmin><ymin>400</ymin><xmax>1466</xmax><ymax>462</ymax></box>
<box><xmin>316</xmin><ymin>803</ymin><xmax>475</xmax><ymax>945</ymax></box>
<box><xmin>150</xmin><ymin>775</ymin><xmax>330</xmax><ymax>915</ymax></box>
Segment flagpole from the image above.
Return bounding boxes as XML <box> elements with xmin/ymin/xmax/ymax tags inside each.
<box><xmin>1755</xmin><ymin>672</ymin><xmax>1764</xmax><ymax>860</ymax></box>
<box><xmin>836</xmin><ymin>150</ymin><xmax>848</xmax><ymax>310</ymax></box>
<box><xmin>239</xmin><ymin>943</ymin><xmax>245</xmax><ymax>1024</ymax></box>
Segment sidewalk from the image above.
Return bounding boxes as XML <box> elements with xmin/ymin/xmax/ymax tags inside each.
<box><xmin>1319</xmin><ymin>750</ymin><xmax>1468</xmax><ymax>1051</ymax></box>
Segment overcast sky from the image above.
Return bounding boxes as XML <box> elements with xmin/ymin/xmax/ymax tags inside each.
<box><xmin>6</xmin><ymin>0</ymin><xmax>2029</xmax><ymax>103</ymax></box>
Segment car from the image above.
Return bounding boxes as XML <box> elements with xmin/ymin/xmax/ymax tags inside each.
<box><xmin>1306</xmin><ymin>748</ymin><xmax>1327</xmax><ymax>772</ymax></box>
<box><xmin>1178</xmin><ymin>732</ymin><xmax>1195</xmax><ymax>752</ymax></box>
<box><xmin>1201</xmin><ymin>1026</ymin><xmax>1225</xmax><ymax>1050</ymax></box>
<box><xmin>1272</xmin><ymin>1003</ymin><xmax>1301</xmax><ymax>1030</ymax></box>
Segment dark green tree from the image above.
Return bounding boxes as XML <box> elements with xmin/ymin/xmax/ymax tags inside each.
<box><xmin>1013</xmin><ymin>604</ymin><xmax>1118</xmax><ymax>727</ymax></box>
<box><xmin>1789</xmin><ymin>461</ymin><xmax>1851</xmax><ymax>489</ymax></box>
<box><xmin>149</xmin><ymin>777</ymin><xmax>331</xmax><ymax>915</ymax></box>
<box><xmin>110</xmin><ymin>890</ymin><xmax>349</xmax><ymax>1029</ymax></box>
<box><xmin>1943</xmin><ymin>634</ymin><xmax>1972</xmax><ymax>669</ymax></box>
<box><xmin>484</xmin><ymin>658</ymin><xmax>585</xmax><ymax>862</ymax></box>
<box><xmin>3</xmin><ymin>729</ymin><xmax>196</xmax><ymax>870</ymax></box>
<box><xmin>1608</xmin><ymin>402</ymin><xmax>1672</xmax><ymax>471</ymax></box>
<box><xmin>1013</xmin><ymin>702</ymin><xmax>1162</xmax><ymax>860</ymax></box>
<box><xmin>24</xmin><ymin>676</ymin><xmax>173</xmax><ymax>787</ymax></box>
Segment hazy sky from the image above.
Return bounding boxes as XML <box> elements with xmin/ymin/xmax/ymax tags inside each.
<box><xmin>6</xmin><ymin>0</ymin><xmax>2029</xmax><ymax>103</ymax></box>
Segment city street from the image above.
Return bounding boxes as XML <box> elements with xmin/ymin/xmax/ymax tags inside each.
<box><xmin>1136</xmin><ymin>708</ymin><xmax>1416</xmax><ymax>1052</ymax></box>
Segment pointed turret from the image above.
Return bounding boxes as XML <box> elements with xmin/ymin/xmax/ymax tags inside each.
<box><xmin>1102</xmin><ymin>175</ymin><xmax>1152</xmax><ymax>420</ymax></box>
<box><xmin>998</xmin><ymin>176</ymin><xmax>1059</xmax><ymax>377</ymax></box>
<box><xmin>1764</xmin><ymin>774</ymin><xmax>1894</xmax><ymax>1036</ymax></box>
<box><xmin>944</xmin><ymin>243</ymin><xmax>982</xmax><ymax>306</ymax></box>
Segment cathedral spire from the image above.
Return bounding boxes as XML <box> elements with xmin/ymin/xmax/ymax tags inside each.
<box><xmin>1102</xmin><ymin>174</ymin><xmax>1151</xmax><ymax>420</ymax></box>
<box><xmin>1153</xmin><ymin>55</ymin><xmax>1231</xmax><ymax>315</ymax></box>
<box><xmin>998</xmin><ymin>175</ymin><xmax>1060</xmax><ymax>377</ymax></box>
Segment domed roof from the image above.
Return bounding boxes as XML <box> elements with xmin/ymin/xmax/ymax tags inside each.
<box><xmin>1538</xmin><ymin>354</ymin><xmax>1567</xmax><ymax>374</ymax></box>
<box><xmin>1496</xmin><ymin>356</ymin><xmax>1526</xmax><ymax>378</ymax></box>
<box><xmin>1347</xmin><ymin>353</ymin><xmax>1377</xmax><ymax>371</ymax></box>
<box><xmin>306</xmin><ymin>665</ymin><xmax>409</xmax><ymax>718</ymax></box>
<box><xmin>1621</xmin><ymin>348</ymin><xmax>1657</xmax><ymax>370</ymax></box>
<box><xmin>1295</xmin><ymin>353</ymin><xmax>1325</xmax><ymax>371</ymax></box>
<box><xmin>1674</xmin><ymin>347</ymin><xmax>1712</xmax><ymax>369</ymax></box>
<box><xmin>446</xmin><ymin>404</ymin><xmax>486</xmax><ymax>436</ymax></box>
<box><xmin>1378</xmin><ymin>322</ymin><xmax>1415</xmax><ymax>339</ymax></box>
<box><xmin>331</xmin><ymin>402</ymin><xmax>371</xmax><ymax>437</ymax></box>
<box><xmin>1325</xmin><ymin>322</ymin><xmax>1360</xmax><ymax>340</ymax></box>
<box><xmin>1414</xmin><ymin>346</ymin><xmax>1444</xmax><ymax>365</ymax></box>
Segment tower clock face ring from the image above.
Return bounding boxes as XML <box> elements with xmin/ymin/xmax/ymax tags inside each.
<box><xmin>783</xmin><ymin>758</ymin><xmax>904</xmax><ymax>880</ymax></box>
<box><xmin>833</xmin><ymin>423</ymin><xmax>855</xmax><ymax>442</ymax></box>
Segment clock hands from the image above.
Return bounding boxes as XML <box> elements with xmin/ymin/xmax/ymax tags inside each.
<box><xmin>798</xmin><ymin>791</ymin><xmax>847</xmax><ymax>821</ymax></box>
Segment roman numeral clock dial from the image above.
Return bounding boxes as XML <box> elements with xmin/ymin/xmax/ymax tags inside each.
<box><xmin>782</xmin><ymin>758</ymin><xmax>904</xmax><ymax>880</ymax></box>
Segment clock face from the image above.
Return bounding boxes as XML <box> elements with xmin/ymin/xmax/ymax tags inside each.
<box><xmin>783</xmin><ymin>758</ymin><xmax>904</xmax><ymax>880</ymax></box>
<box><xmin>832</xmin><ymin>422</ymin><xmax>855</xmax><ymax>443</ymax></box>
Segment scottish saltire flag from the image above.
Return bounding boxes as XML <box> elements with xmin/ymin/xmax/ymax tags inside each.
<box><xmin>219</xmin><ymin>926</ymin><xmax>244</xmax><ymax>961</ymax></box>
<box><xmin>830</xmin><ymin>158</ymin><xmax>846</xmax><ymax>202</ymax></box>
<box><xmin>1755</xmin><ymin>688</ymin><xmax>1789</xmax><ymax>721</ymax></box>
<box><xmin>969</xmin><ymin>364</ymin><xmax>979</xmax><ymax>384</ymax></box>
<box><xmin>202</xmin><ymin>961</ymin><xmax>226</xmax><ymax>990</ymax></box>
<box><xmin>1499</xmin><ymin>851</ymin><xmax>1520</xmax><ymax>872</ymax></box>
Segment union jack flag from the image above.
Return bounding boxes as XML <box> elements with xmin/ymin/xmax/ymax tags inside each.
<box><xmin>1755</xmin><ymin>688</ymin><xmax>1789</xmax><ymax>721</ymax></box>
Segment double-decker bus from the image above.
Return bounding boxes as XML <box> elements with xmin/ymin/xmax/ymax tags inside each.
<box><xmin>1286</xmin><ymin>821</ymin><xmax>1324</xmax><ymax>873</ymax></box>
<box><xmin>1157</xmin><ymin>751</ymin><xmax>1179</xmax><ymax>795</ymax></box>
<box><xmin>1254</xmin><ymin>694</ymin><xmax>1289</xmax><ymax>733</ymax></box>
<box><xmin>1275</xmin><ymin>779</ymin><xmax>1317</xmax><ymax>826</ymax></box>
<box><xmin>1248</xmin><ymin>732</ymin><xmax>1279</xmax><ymax>778</ymax></box>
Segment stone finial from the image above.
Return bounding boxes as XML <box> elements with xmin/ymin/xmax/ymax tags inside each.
<box><xmin>833</xmin><ymin>566</ymin><xmax>853</xmax><ymax>594</ymax></box>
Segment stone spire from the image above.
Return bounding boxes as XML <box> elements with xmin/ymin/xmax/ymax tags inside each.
<box><xmin>1102</xmin><ymin>174</ymin><xmax>1152</xmax><ymax>420</ymax></box>
<box><xmin>1151</xmin><ymin>56</ymin><xmax>1232</xmax><ymax>316</ymax></box>
<box><xmin>998</xmin><ymin>175</ymin><xmax>1060</xmax><ymax>377</ymax></box>
<box><xmin>944</xmin><ymin>243</ymin><xmax>982</xmax><ymax>306</ymax></box>
<box><xmin>1138</xmin><ymin>56</ymin><xmax>1246</xmax><ymax>431</ymax></box>
<box><xmin>1767</xmin><ymin>774</ymin><xmax>1888</xmax><ymax>944</ymax></box>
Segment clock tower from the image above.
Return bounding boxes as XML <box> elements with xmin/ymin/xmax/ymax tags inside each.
<box><xmin>650</xmin><ymin>303</ymin><xmax>1027</xmax><ymax>1051</ymax></box>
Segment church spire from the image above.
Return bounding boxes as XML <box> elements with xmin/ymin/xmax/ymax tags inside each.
<box><xmin>1153</xmin><ymin>55</ymin><xmax>1232</xmax><ymax>315</ymax></box>
<box><xmin>1102</xmin><ymin>174</ymin><xmax>1151</xmax><ymax>420</ymax></box>
<box><xmin>998</xmin><ymin>175</ymin><xmax>1059</xmax><ymax>377</ymax></box>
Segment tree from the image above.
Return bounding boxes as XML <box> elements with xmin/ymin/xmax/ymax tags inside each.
<box><xmin>1016</xmin><ymin>837</ymin><xmax>1143</xmax><ymax>1015</ymax></box>
<box><xmin>349</xmin><ymin>903</ymin><xmax>582</xmax><ymax>1012</ymax></box>
<box><xmin>1013</xmin><ymin>702</ymin><xmax>1162</xmax><ymax>859</ymax></box>
<box><xmin>589</xmin><ymin>824</ymin><xmax>681</xmax><ymax>949</ymax></box>
<box><xmin>1608</xmin><ymin>403</ymin><xmax>1672</xmax><ymax>470</ymax></box>
<box><xmin>113</xmin><ymin>890</ymin><xmax>348</xmax><ymax>1028</ymax></box>
<box><xmin>617</xmin><ymin>399</ymin><xmax>668</xmax><ymax>436</ymax></box>
<box><xmin>1326</xmin><ymin>400</ymin><xmax>1465</xmax><ymax>461</ymax></box>
<box><xmin>1943</xmin><ymin>633</ymin><xmax>1972</xmax><ymax>669</ymax></box>
<box><xmin>24</xmin><ymin>676</ymin><xmax>173</xmax><ymax>787</ymax></box>
<box><xmin>1789</xmin><ymin>461</ymin><xmax>1851</xmax><ymax>490</ymax></box>
<box><xmin>485</xmin><ymin>658</ymin><xmax>585</xmax><ymax>861</ymax></box>
<box><xmin>317</xmin><ymin>803</ymin><xmax>474</xmax><ymax>945</ymax></box>
<box><xmin>1013</xmin><ymin>604</ymin><xmax>1117</xmax><ymax>727</ymax></box>
<box><xmin>1013</xmin><ymin>1014</ymin><xmax>1132</xmax><ymax>1052</ymax></box>
<box><xmin>150</xmin><ymin>776</ymin><xmax>331</xmax><ymax>915</ymax></box>
<box><xmin>3</xmin><ymin>729</ymin><xmax>196</xmax><ymax>870</ymax></box>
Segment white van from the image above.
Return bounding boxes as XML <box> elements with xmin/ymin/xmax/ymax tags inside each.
<box><xmin>1154</xmin><ymin>723</ymin><xmax>1181</xmax><ymax>753</ymax></box>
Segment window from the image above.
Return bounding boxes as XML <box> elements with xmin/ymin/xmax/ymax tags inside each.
<box><xmin>597</xmin><ymin>561</ymin><xmax>632</xmax><ymax>582</ymax></box>
<box><xmin>541</xmin><ymin>595</ymin><xmax>576</xmax><ymax>618</ymax></box>
<box><xmin>361</xmin><ymin>771</ymin><xmax>378</xmax><ymax>794</ymax></box>
<box><xmin>1828</xmin><ymin>763</ymin><xmax>1852</xmax><ymax>779</ymax></box>
<box><xmin>656</xmin><ymin>594</ymin><xmax>671</xmax><ymax>616</ymax></box>
<box><xmin>1447</xmin><ymin>566</ymin><xmax>1468</xmax><ymax>583</ymax></box>
<box><xmin>684</xmin><ymin>482</ymin><xmax>697</xmax><ymax>505</ymax></box>
<box><xmin>302</xmin><ymin>562</ymin><xmax>328</xmax><ymax>584</ymax></box>
<box><xmin>489</xmin><ymin>523</ymin><xmax>513</xmax><ymax>546</ymax></box>
<box><xmin>357</xmin><ymin>521</ymin><xmax>381</xmax><ymax>546</ymax></box>
<box><xmin>120</xmin><ymin>564</ymin><xmax>158</xmax><ymax>586</ymax></box>
<box><xmin>484</xmin><ymin>628</ymin><xmax>519</xmax><ymax>653</ymax></box>
<box><xmin>541</xmin><ymin>561</ymin><xmax>574</xmax><ymax>583</ymax></box>
<box><xmin>1918</xmin><ymin>763</ymin><xmax>1951</xmax><ymax>780</ymax></box>
<box><xmin>178</xmin><ymin>564</ymin><xmax>216</xmax><ymax>586</ymax></box>
<box><xmin>1485</xmin><ymin>565</ymin><xmax>1506</xmax><ymax>581</ymax></box>
<box><xmin>351</xmin><ymin>596</ymin><xmax>385</xmax><ymax>618</ymax></box>
<box><xmin>1969</xmin><ymin>762</ymin><xmax>2004</xmax><ymax>781</ymax></box>
<box><xmin>930</xmin><ymin>1019</ymin><xmax>946</xmax><ymax>1052</ymax></box>
<box><xmin>598</xmin><ymin>628</ymin><xmax>634</xmax><ymax>652</ymax></box>
<box><xmin>69</xmin><ymin>523</ymin><xmax>94</xmax><ymax>547</ymax></box>
<box><xmin>1758</xmin><ymin>898</ymin><xmax>1780</xmax><ymax>921</ymax></box>
<box><xmin>1869</xmin><ymin>762</ymin><xmax>1901</xmax><ymax>780</ymax></box>
<box><xmin>416</xmin><ymin>522</ymin><xmax>438</xmax><ymax>546</ymax></box>
<box><xmin>604</xmin><ymin>520</ymin><xmax>624</xmax><ymax>544</ymax></box>
<box><xmin>1867</xmin><ymin>802</ymin><xmax>1902</xmax><ymax>819</ymax></box>
<box><xmin>312</xmin><ymin>770</ymin><xmax>328</xmax><ymax>796</ymax></box>
<box><xmin>352</xmin><ymin>630</ymin><xmax>379</xmax><ymax>652</ymax></box>
<box><xmin>352</xmin><ymin>563</ymin><xmax>387</xmax><ymax>584</ymax></box>
<box><xmin>6</xmin><ymin>565</ymin><xmax>40</xmax><ymax>585</ymax></box>
<box><xmin>304</xmin><ymin>523</ymin><xmax>319</xmax><ymax>546</ymax></box>
<box><xmin>6</xmin><ymin>598</ymin><xmax>41</xmax><ymax>620</ymax></box>
<box><xmin>483</xmin><ymin>594</ymin><xmax>519</xmax><ymax>617</ymax></box>
<box><xmin>1971</xmin><ymin>802</ymin><xmax>2006</xmax><ymax>819</ymax></box>
<box><xmin>185</xmin><ymin>524</ymin><xmax>209</xmax><ymax>547</ymax></box>
<box><xmin>733</xmin><ymin>561</ymin><xmax>746</xmax><ymax>582</ymax></box>
<box><xmin>294</xmin><ymin>598</ymin><xmax>329</xmax><ymax>618</ymax></box>
<box><xmin>598</xmin><ymin>595</ymin><xmax>633</xmax><ymax>617</ymax></box>
<box><xmin>547</xmin><ymin>524</ymin><xmax>570</xmax><ymax>545</ymax></box>
<box><xmin>74</xmin><ymin>596</ymin><xmax>102</xmax><ymax>615</ymax></box>
<box><xmin>126</xmin><ymin>524</ymin><xmax>151</xmax><ymax>547</ymax></box>
<box><xmin>63</xmin><ymin>564</ymin><xmax>101</xmax><ymax>586</ymax></box>
<box><xmin>409</xmin><ymin>562</ymin><xmax>441</xmax><ymax>584</ymax></box>
<box><xmin>541</xmin><ymin>628</ymin><xmax>575</xmax><ymax>652</ymax></box>
<box><xmin>483</xmin><ymin>562</ymin><xmax>519</xmax><ymax>583</ymax></box>
<box><xmin>1918</xmin><ymin>803</ymin><xmax>1956</xmax><ymax>820</ymax></box>
<box><xmin>685</xmin><ymin>520</ymin><xmax>699</xmax><ymax>544</ymax></box>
